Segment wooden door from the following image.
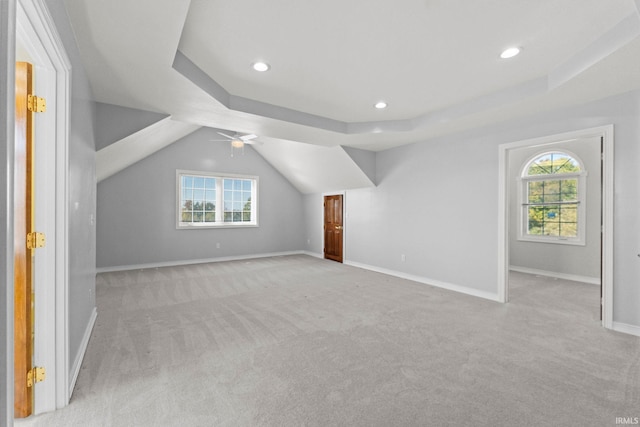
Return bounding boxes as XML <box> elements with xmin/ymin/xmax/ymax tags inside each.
<box><xmin>14</xmin><ymin>61</ymin><xmax>35</xmax><ymax>418</ymax></box>
<box><xmin>324</xmin><ymin>195</ymin><xmax>343</xmax><ymax>263</ymax></box>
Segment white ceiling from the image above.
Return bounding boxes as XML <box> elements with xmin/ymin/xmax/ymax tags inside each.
<box><xmin>65</xmin><ymin>0</ymin><xmax>640</xmax><ymax>190</ymax></box>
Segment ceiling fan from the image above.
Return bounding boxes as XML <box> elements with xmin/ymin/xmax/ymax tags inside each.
<box><xmin>210</xmin><ymin>131</ymin><xmax>261</xmax><ymax>156</ymax></box>
<box><xmin>212</xmin><ymin>132</ymin><xmax>259</xmax><ymax>148</ymax></box>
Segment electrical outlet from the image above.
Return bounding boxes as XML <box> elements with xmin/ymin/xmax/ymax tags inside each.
<box><xmin>216</xmin><ymin>242</ymin><xmax>221</xmax><ymax>249</ymax></box>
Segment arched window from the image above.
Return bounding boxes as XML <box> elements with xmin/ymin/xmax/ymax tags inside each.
<box><xmin>519</xmin><ymin>151</ymin><xmax>586</xmax><ymax>244</ymax></box>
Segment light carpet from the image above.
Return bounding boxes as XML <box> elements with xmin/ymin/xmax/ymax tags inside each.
<box><xmin>16</xmin><ymin>255</ymin><xmax>640</xmax><ymax>426</ymax></box>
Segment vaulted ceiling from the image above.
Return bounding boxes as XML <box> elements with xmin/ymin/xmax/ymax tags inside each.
<box><xmin>64</xmin><ymin>0</ymin><xmax>640</xmax><ymax>191</ymax></box>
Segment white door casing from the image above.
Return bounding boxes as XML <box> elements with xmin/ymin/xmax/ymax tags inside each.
<box><xmin>16</xmin><ymin>0</ymin><xmax>71</xmax><ymax>412</ymax></box>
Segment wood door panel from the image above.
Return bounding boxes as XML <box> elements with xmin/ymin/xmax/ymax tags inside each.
<box><xmin>324</xmin><ymin>195</ymin><xmax>343</xmax><ymax>263</ymax></box>
<box><xmin>14</xmin><ymin>61</ymin><xmax>34</xmax><ymax>418</ymax></box>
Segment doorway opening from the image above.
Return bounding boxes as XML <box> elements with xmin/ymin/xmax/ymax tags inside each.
<box><xmin>498</xmin><ymin>126</ymin><xmax>614</xmax><ymax>329</ymax></box>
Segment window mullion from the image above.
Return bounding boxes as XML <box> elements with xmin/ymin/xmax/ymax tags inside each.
<box><xmin>216</xmin><ymin>178</ymin><xmax>223</xmax><ymax>222</ymax></box>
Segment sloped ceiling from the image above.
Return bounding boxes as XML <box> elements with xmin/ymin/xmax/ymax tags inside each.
<box><xmin>251</xmin><ymin>138</ymin><xmax>375</xmax><ymax>194</ymax></box>
<box><xmin>68</xmin><ymin>0</ymin><xmax>640</xmax><ymax>191</ymax></box>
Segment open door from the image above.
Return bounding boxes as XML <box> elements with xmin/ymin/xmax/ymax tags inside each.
<box><xmin>324</xmin><ymin>195</ymin><xmax>343</xmax><ymax>263</ymax></box>
<box><xmin>14</xmin><ymin>61</ymin><xmax>46</xmax><ymax>418</ymax></box>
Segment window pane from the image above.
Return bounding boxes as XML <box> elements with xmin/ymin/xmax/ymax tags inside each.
<box><xmin>560</xmin><ymin>222</ymin><xmax>577</xmax><ymax>237</ymax></box>
<box><xmin>183</xmin><ymin>176</ymin><xmax>193</xmax><ymax>187</ymax></box>
<box><xmin>193</xmin><ymin>212</ymin><xmax>203</xmax><ymax>222</ymax></box>
<box><xmin>233</xmin><ymin>212</ymin><xmax>241</xmax><ymax>221</ymax></box>
<box><xmin>242</xmin><ymin>212</ymin><xmax>251</xmax><ymax>221</ymax></box>
<box><xmin>233</xmin><ymin>180</ymin><xmax>242</xmax><ymax>191</ymax></box>
<box><xmin>223</xmin><ymin>179</ymin><xmax>233</xmax><ymax>190</ymax></box>
<box><xmin>205</xmin><ymin>212</ymin><xmax>215</xmax><ymax>222</ymax></box>
<box><xmin>224</xmin><ymin>212</ymin><xmax>232</xmax><ymax>222</ymax></box>
<box><xmin>181</xmin><ymin>212</ymin><xmax>192</xmax><ymax>222</ymax></box>
<box><xmin>194</xmin><ymin>177</ymin><xmax>205</xmax><ymax>188</ymax></box>
<box><xmin>205</xmin><ymin>202</ymin><xmax>215</xmax><ymax>212</ymax></box>
<box><xmin>243</xmin><ymin>180</ymin><xmax>252</xmax><ymax>191</ymax></box>
<box><xmin>527</xmin><ymin>181</ymin><xmax>544</xmax><ymax>203</ymax></box>
<box><xmin>205</xmin><ymin>178</ymin><xmax>216</xmax><ymax>189</ymax></box>
<box><xmin>559</xmin><ymin>179</ymin><xmax>578</xmax><ymax>201</ymax></box>
<box><xmin>526</xmin><ymin>152</ymin><xmax>581</xmax><ymax>176</ymax></box>
<box><xmin>527</xmin><ymin>204</ymin><xmax>579</xmax><ymax>238</ymax></box>
<box><xmin>560</xmin><ymin>205</ymin><xmax>577</xmax><ymax>222</ymax></box>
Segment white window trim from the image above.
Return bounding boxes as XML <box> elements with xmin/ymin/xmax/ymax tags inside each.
<box><xmin>517</xmin><ymin>151</ymin><xmax>587</xmax><ymax>246</ymax></box>
<box><xmin>176</xmin><ymin>169</ymin><xmax>259</xmax><ymax>229</ymax></box>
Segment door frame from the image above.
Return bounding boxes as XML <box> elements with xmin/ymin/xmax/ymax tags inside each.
<box><xmin>16</xmin><ymin>0</ymin><xmax>71</xmax><ymax>411</ymax></box>
<box><xmin>497</xmin><ymin>125</ymin><xmax>614</xmax><ymax>329</ymax></box>
<box><xmin>323</xmin><ymin>191</ymin><xmax>346</xmax><ymax>262</ymax></box>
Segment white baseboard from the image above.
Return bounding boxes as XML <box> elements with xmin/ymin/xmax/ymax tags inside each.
<box><xmin>509</xmin><ymin>265</ymin><xmax>600</xmax><ymax>285</ymax></box>
<box><xmin>96</xmin><ymin>251</ymin><xmax>306</xmax><ymax>273</ymax></box>
<box><xmin>344</xmin><ymin>260</ymin><xmax>501</xmax><ymax>302</ymax></box>
<box><xmin>302</xmin><ymin>251</ymin><xmax>324</xmax><ymax>259</ymax></box>
<box><xmin>612</xmin><ymin>322</ymin><xmax>640</xmax><ymax>337</ymax></box>
<box><xmin>69</xmin><ymin>307</ymin><xmax>97</xmax><ymax>398</ymax></box>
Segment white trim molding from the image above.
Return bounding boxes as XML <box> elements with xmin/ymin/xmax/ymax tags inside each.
<box><xmin>345</xmin><ymin>260</ymin><xmax>501</xmax><ymax>302</ymax></box>
<box><xmin>96</xmin><ymin>251</ymin><xmax>305</xmax><ymax>274</ymax></box>
<box><xmin>612</xmin><ymin>322</ymin><xmax>640</xmax><ymax>337</ymax></box>
<box><xmin>509</xmin><ymin>266</ymin><xmax>600</xmax><ymax>285</ymax></box>
<box><xmin>303</xmin><ymin>251</ymin><xmax>324</xmax><ymax>259</ymax></box>
<box><xmin>17</xmin><ymin>0</ymin><xmax>72</xmax><ymax>411</ymax></box>
<box><xmin>69</xmin><ymin>308</ymin><xmax>97</xmax><ymax>398</ymax></box>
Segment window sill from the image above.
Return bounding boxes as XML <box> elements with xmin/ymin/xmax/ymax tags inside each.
<box><xmin>517</xmin><ymin>236</ymin><xmax>585</xmax><ymax>246</ymax></box>
<box><xmin>177</xmin><ymin>223</ymin><xmax>258</xmax><ymax>230</ymax></box>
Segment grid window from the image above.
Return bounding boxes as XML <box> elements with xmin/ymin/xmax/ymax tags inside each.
<box><xmin>223</xmin><ymin>178</ymin><xmax>253</xmax><ymax>223</ymax></box>
<box><xmin>180</xmin><ymin>175</ymin><xmax>216</xmax><ymax>224</ymax></box>
<box><xmin>177</xmin><ymin>171</ymin><xmax>258</xmax><ymax>228</ymax></box>
<box><xmin>519</xmin><ymin>151</ymin><xmax>585</xmax><ymax>244</ymax></box>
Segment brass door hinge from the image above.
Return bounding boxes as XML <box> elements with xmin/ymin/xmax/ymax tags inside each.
<box><xmin>27</xmin><ymin>94</ymin><xmax>47</xmax><ymax>113</ymax></box>
<box><xmin>27</xmin><ymin>366</ymin><xmax>46</xmax><ymax>388</ymax></box>
<box><xmin>26</xmin><ymin>231</ymin><xmax>46</xmax><ymax>249</ymax></box>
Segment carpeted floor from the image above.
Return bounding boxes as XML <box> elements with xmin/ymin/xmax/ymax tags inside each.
<box><xmin>16</xmin><ymin>255</ymin><xmax>640</xmax><ymax>426</ymax></box>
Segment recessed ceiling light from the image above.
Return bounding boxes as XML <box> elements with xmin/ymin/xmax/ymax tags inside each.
<box><xmin>500</xmin><ymin>47</ymin><xmax>521</xmax><ymax>59</ymax></box>
<box><xmin>252</xmin><ymin>62</ymin><xmax>270</xmax><ymax>72</ymax></box>
<box><xmin>375</xmin><ymin>101</ymin><xmax>388</xmax><ymax>109</ymax></box>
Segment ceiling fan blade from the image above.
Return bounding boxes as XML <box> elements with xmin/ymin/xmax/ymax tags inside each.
<box><xmin>217</xmin><ymin>131</ymin><xmax>235</xmax><ymax>139</ymax></box>
<box><xmin>243</xmin><ymin>139</ymin><xmax>263</xmax><ymax>145</ymax></box>
<box><xmin>240</xmin><ymin>134</ymin><xmax>258</xmax><ymax>141</ymax></box>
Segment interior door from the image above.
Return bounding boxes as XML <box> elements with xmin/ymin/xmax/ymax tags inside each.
<box><xmin>14</xmin><ymin>61</ymin><xmax>35</xmax><ymax>418</ymax></box>
<box><xmin>324</xmin><ymin>195</ymin><xmax>343</xmax><ymax>263</ymax></box>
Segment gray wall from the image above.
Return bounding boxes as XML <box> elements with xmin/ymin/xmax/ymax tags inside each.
<box><xmin>96</xmin><ymin>126</ymin><xmax>305</xmax><ymax>269</ymax></box>
<box><xmin>304</xmin><ymin>89</ymin><xmax>640</xmax><ymax>329</ymax></box>
<box><xmin>47</xmin><ymin>0</ymin><xmax>97</xmax><ymax>382</ymax></box>
<box><xmin>509</xmin><ymin>137</ymin><xmax>601</xmax><ymax>280</ymax></box>
<box><xmin>346</xmin><ymin>131</ymin><xmax>501</xmax><ymax>295</ymax></box>
<box><xmin>1</xmin><ymin>0</ymin><xmax>16</xmax><ymax>423</ymax></box>
<box><xmin>94</xmin><ymin>102</ymin><xmax>168</xmax><ymax>150</ymax></box>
